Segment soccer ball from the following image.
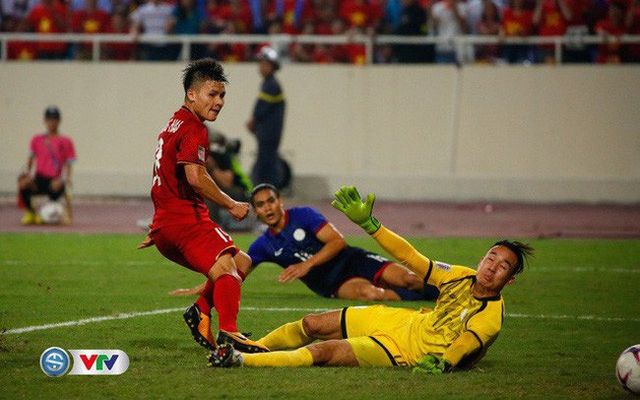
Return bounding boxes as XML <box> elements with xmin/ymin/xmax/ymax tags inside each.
<box><xmin>39</xmin><ymin>201</ymin><xmax>65</xmax><ymax>224</ymax></box>
<box><xmin>616</xmin><ymin>345</ymin><xmax>640</xmax><ymax>394</ymax></box>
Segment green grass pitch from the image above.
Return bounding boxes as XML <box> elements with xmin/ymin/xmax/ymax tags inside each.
<box><xmin>0</xmin><ymin>233</ymin><xmax>638</xmax><ymax>399</ymax></box>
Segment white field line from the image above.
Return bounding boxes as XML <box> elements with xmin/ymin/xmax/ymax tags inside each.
<box><xmin>2</xmin><ymin>306</ymin><xmax>638</xmax><ymax>336</ymax></box>
<box><xmin>1</xmin><ymin>259</ymin><xmax>639</xmax><ymax>273</ymax></box>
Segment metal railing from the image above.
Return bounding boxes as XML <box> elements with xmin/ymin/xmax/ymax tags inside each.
<box><xmin>1</xmin><ymin>32</ymin><xmax>640</xmax><ymax>64</ymax></box>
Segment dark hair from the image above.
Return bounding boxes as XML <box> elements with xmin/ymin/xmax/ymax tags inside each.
<box><xmin>182</xmin><ymin>58</ymin><xmax>228</xmax><ymax>93</ymax></box>
<box><xmin>250</xmin><ymin>183</ymin><xmax>279</xmax><ymax>206</ymax></box>
<box><xmin>493</xmin><ymin>240</ymin><xmax>534</xmax><ymax>275</ymax></box>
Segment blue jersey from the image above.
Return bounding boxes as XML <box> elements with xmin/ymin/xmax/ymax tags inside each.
<box><xmin>249</xmin><ymin>207</ymin><xmax>390</xmax><ymax>297</ymax></box>
<box><xmin>249</xmin><ymin>207</ymin><xmax>328</xmax><ymax>268</ymax></box>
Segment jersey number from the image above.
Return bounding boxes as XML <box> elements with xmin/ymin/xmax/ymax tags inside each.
<box><xmin>152</xmin><ymin>138</ymin><xmax>164</xmax><ymax>187</ymax></box>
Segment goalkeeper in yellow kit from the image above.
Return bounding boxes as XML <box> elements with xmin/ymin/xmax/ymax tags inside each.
<box><xmin>209</xmin><ymin>186</ymin><xmax>533</xmax><ymax>373</ymax></box>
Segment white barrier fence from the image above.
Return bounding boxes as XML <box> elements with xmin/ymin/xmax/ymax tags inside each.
<box><xmin>2</xmin><ymin>32</ymin><xmax>640</xmax><ymax>64</ymax></box>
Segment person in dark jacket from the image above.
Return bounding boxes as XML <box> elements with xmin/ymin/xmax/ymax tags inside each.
<box><xmin>246</xmin><ymin>46</ymin><xmax>287</xmax><ymax>188</ymax></box>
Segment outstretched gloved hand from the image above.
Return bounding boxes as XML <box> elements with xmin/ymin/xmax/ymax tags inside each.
<box><xmin>331</xmin><ymin>185</ymin><xmax>381</xmax><ymax>234</ymax></box>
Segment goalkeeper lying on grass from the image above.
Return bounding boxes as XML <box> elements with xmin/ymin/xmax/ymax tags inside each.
<box><xmin>209</xmin><ymin>185</ymin><xmax>534</xmax><ymax>373</ymax></box>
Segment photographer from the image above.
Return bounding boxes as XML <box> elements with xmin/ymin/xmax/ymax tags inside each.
<box><xmin>205</xmin><ymin>130</ymin><xmax>254</xmax><ymax>231</ymax></box>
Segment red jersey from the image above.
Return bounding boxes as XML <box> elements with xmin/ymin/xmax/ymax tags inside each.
<box><xmin>267</xmin><ymin>0</ymin><xmax>316</xmax><ymax>34</ymax></box>
<box><xmin>209</xmin><ymin>0</ymin><xmax>253</xmax><ymax>33</ymax></box>
<box><xmin>27</xmin><ymin>2</ymin><xmax>68</xmax><ymax>54</ymax></box>
<box><xmin>151</xmin><ymin>106</ymin><xmax>210</xmax><ymax>226</ymax></box>
<box><xmin>339</xmin><ymin>0</ymin><xmax>381</xmax><ymax>29</ymax></box>
<box><xmin>71</xmin><ymin>8</ymin><xmax>110</xmax><ymax>33</ymax></box>
<box><xmin>501</xmin><ymin>8</ymin><xmax>534</xmax><ymax>36</ymax></box>
<box><xmin>536</xmin><ymin>0</ymin><xmax>569</xmax><ymax>36</ymax></box>
<box><xmin>8</xmin><ymin>41</ymin><xmax>38</xmax><ymax>60</ymax></box>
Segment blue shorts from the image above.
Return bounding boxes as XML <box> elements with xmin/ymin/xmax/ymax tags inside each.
<box><xmin>300</xmin><ymin>247</ymin><xmax>390</xmax><ymax>298</ymax></box>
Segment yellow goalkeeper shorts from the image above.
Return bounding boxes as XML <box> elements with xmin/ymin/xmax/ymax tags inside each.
<box><xmin>342</xmin><ymin>305</ymin><xmax>412</xmax><ymax>367</ymax></box>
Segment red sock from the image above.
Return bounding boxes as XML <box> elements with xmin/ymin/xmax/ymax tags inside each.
<box><xmin>195</xmin><ymin>280</ymin><xmax>214</xmax><ymax>315</ymax></box>
<box><xmin>213</xmin><ymin>274</ymin><xmax>241</xmax><ymax>332</ymax></box>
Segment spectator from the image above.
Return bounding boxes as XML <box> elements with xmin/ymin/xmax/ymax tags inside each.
<box><xmin>383</xmin><ymin>0</ymin><xmax>405</xmax><ymax>31</ymax></box>
<box><xmin>314</xmin><ymin>0</ymin><xmax>338</xmax><ymax>34</ymax></box>
<box><xmin>18</xmin><ymin>106</ymin><xmax>76</xmax><ymax>225</ymax></box>
<box><xmin>594</xmin><ymin>1</ymin><xmax>626</xmax><ymax>63</ymax></box>
<box><xmin>247</xmin><ymin>0</ymin><xmax>267</xmax><ymax>33</ymax></box>
<box><xmin>431</xmin><ymin>0</ymin><xmax>470</xmax><ymax>63</ymax></box>
<box><xmin>204</xmin><ymin>17</ymin><xmax>250</xmax><ymax>61</ymax></box>
<box><xmin>167</xmin><ymin>0</ymin><xmax>206</xmax><ymax>59</ymax></box>
<box><xmin>7</xmin><ymin>18</ymin><xmax>38</xmax><ymax>60</ymax></box>
<box><xmin>266</xmin><ymin>0</ymin><xmax>315</xmax><ymax>34</ymax></box>
<box><xmin>1</xmin><ymin>0</ymin><xmax>38</xmax><ymax>32</ymax></box>
<box><xmin>393</xmin><ymin>0</ymin><xmax>433</xmax><ymax>63</ymax></box>
<box><xmin>289</xmin><ymin>19</ymin><xmax>316</xmax><ymax>62</ymax></box>
<box><xmin>345</xmin><ymin>25</ymin><xmax>368</xmax><ymax>64</ymax></box>
<box><xmin>340</xmin><ymin>0</ymin><xmax>383</xmax><ymax>32</ymax></box>
<box><xmin>625</xmin><ymin>0</ymin><xmax>640</xmax><ymax>62</ymax></box>
<box><xmin>562</xmin><ymin>0</ymin><xmax>594</xmax><ymax>62</ymax></box>
<box><xmin>69</xmin><ymin>0</ymin><xmax>111</xmax><ymax>13</ymax></box>
<box><xmin>102</xmin><ymin>10</ymin><xmax>136</xmax><ymax>61</ymax></box>
<box><xmin>129</xmin><ymin>0</ymin><xmax>174</xmax><ymax>61</ymax></box>
<box><xmin>27</xmin><ymin>0</ymin><xmax>69</xmax><ymax>59</ymax></box>
<box><xmin>533</xmin><ymin>0</ymin><xmax>572</xmax><ymax>63</ymax></box>
<box><xmin>246</xmin><ymin>46</ymin><xmax>287</xmax><ymax>188</ymax></box>
<box><xmin>499</xmin><ymin>0</ymin><xmax>534</xmax><ymax>63</ymax></box>
<box><xmin>71</xmin><ymin>0</ymin><xmax>111</xmax><ymax>60</ymax></box>
<box><xmin>206</xmin><ymin>0</ymin><xmax>253</xmax><ymax>33</ymax></box>
<box><xmin>475</xmin><ymin>0</ymin><xmax>501</xmax><ymax>62</ymax></box>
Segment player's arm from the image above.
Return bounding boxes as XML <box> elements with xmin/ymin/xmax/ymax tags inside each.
<box><xmin>412</xmin><ymin>331</ymin><xmax>479</xmax><ymax>374</ymax></box>
<box><xmin>278</xmin><ymin>223</ymin><xmax>346</xmax><ymax>283</ymax></box>
<box><xmin>418</xmin><ymin>305</ymin><xmax>502</xmax><ymax>373</ymax></box>
<box><xmin>331</xmin><ymin>185</ymin><xmax>432</xmax><ymax>279</ymax></box>
<box><xmin>183</xmin><ymin>162</ymin><xmax>248</xmax><ymax>221</ymax></box>
<box><xmin>441</xmin><ymin>330</ymin><xmax>483</xmax><ymax>367</ymax></box>
<box><xmin>60</xmin><ymin>162</ymin><xmax>72</xmax><ymax>185</ymax></box>
<box><xmin>20</xmin><ymin>154</ymin><xmax>35</xmax><ymax>181</ymax></box>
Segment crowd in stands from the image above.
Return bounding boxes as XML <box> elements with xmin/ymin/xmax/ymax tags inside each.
<box><xmin>1</xmin><ymin>0</ymin><xmax>639</xmax><ymax>63</ymax></box>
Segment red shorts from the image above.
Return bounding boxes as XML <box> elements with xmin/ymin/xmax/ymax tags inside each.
<box><xmin>150</xmin><ymin>220</ymin><xmax>237</xmax><ymax>276</ymax></box>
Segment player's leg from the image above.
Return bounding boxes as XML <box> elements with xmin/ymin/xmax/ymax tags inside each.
<box><xmin>210</xmin><ymin>306</ymin><xmax>405</xmax><ymax>368</ymax></box>
<box><xmin>210</xmin><ymin>339</ymin><xmax>358</xmax><ymax>368</ymax></box>
<box><xmin>336</xmin><ymin>277</ymin><xmax>401</xmax><ymax>301</ymax></box>
<box><xmin>48</xmin><ymin>178</ymin><xmax>65</xmax><ymax>200</ymax></box>
<box><xmin>378</xmin><ymin>262</ymin><xmax>423</xmax><ymax>290</ymax></box>
<box><xmin>17</xmin><ymin>174</ymin><xmax>40</xmax><ymax>224</ymax></box>
<box><xmin>257</xmin><ymin>309</ymin><xmax>342</xmax><ymax>350</ymax></box>
<box><xmin>183</xmin><ymin>280</ymin><xmax>216</xmax><ymax>350</ymax></box>
<box><xmin>208</xmin><ymin>250</ymin><xmax>269</xmax><ymax>353</ymax></box>
<box><xmin>151</xmin><ymin>225</ymin><xmax>219</xmax><ymax>351</ymax></box>
<box><xmin>211</xmin><ymin>336</ymin><xmax>402</xmax><ymax>368</ymax></box>
<box><xmin>378</xmin><ymin>263</ymin><xmax>440</xmax><ymax>300</ymax></box>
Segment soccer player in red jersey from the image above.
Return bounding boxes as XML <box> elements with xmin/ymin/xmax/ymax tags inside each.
<box><xmin>140</xmin><ymin>58</ymin><xmax>268</xmax><ymax>354</ymax></box>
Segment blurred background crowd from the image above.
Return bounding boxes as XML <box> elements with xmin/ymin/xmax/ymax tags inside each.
<box><xmin>1</xmin><ymin>0</ymin><xmax>639</xmax><ymax>63</ymax></box>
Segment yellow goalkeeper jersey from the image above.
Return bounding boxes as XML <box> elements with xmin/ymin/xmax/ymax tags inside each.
<box><xmin>371</xmin><ymin>226</ymin><xmax>504</xmax><ymax>368</ymax></box>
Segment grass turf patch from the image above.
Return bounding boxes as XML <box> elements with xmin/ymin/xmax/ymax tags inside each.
<box><xmin>0</xmin><ymin>233</ymin><xmax>638</xmax><ymax>399</ymax></box>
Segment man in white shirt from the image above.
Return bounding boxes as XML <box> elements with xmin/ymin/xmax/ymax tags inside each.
<box><xmin>430</xmin><ymin>0</ymin><xmax>470</xmax><ymax>63</ymax></box>
<box><xmin>130</xmin><ymin>0</ymin><xmax>174</xmax><ymax>60</ymax></box>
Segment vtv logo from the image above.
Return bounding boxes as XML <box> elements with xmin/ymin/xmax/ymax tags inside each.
<box><xmin>79</xmin><ymin>353</ymin><xmax>120</xmax><ymax>371</ymax></box>
<box><xmin>68</xmin><ymin>350</ymin><xmax>129</xmax><ymax>375</ymax></box>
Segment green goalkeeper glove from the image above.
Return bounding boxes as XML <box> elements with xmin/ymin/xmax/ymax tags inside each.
<box><xmin>330</xmin><ymin>186</ymin><xmax>381</xmax><ymax>234</ymax></box>
<box><xmin>412</xmin><ymin>354</ymin><xmax>452</xmax><ymax>375</ymax></box>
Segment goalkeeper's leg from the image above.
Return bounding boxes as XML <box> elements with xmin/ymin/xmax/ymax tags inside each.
<box><xmin>210</xmin><ymin>340</ymin><xmax>359</xmax><ymax>367</ymax></box>
<box><xmin>257</xmin><ymin>310</ymin><xmax>343</xmax><ymax>350</ymax></box>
